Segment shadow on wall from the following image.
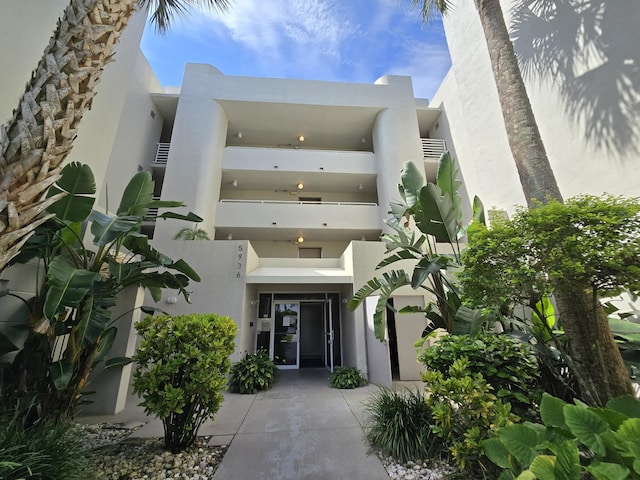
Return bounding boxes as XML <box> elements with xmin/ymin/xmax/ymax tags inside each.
<box><xmin>511</xmin><ymin>1</ymin><xmax>640</xmax><ymax>157</ymax></box>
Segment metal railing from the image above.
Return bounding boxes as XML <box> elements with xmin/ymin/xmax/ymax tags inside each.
<box><xmin>421</xmin><ymin>138</ymin><xmax>447</xmax><ymax>161</ymax></box>
<box><xmin>144</xmin><ymin>197</ymin><xmax>161</xmax><ymax>221</ymax></box>
<box><xmin>154</xmin><ymin>143</ymin><xmax>170</xmax><ymax>164</ymax></box>
<box><xmin>219</xmin><ymin>199</ymin><xmax>377</xmax><ymax>207</ymax></box>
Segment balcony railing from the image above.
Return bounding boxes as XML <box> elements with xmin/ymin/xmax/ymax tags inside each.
<box><xmin>144</xmin><ymin>197</ymin><xmax>161</xmax><ymax>221</ymax></box>
<box><xmin>154</xmin><ymin>143</ymin><xmax>170</xmax><ymax>164</ymax></box>
<box><xmin>421</xmin><ymin>138</ymin><xmax>447</xmax><ymax>161</ymax></box>
<box><xmin>219</xmin><ymin>199</ymin><xmax>377</xmax><ymax>207</ymax></box>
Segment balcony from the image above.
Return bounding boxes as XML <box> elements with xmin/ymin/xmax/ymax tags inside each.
<box><xmin>421</xmin><ymin>138</ymin><xmax>447</xmax><ymax>161</ymax></box>
<box><xmin>154</xmin><ymin>143</ymin><xmax>170</xmax><ymax>165</ymax></box>
<box><xmin>215</xmin><ymin>199</ymin><xmax>381</xmax><ymax>242</ymax></box>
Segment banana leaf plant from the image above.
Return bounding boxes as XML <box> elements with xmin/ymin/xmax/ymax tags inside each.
<box><xmin>0</xmin><ymin>162</ymin><xmax>201</xmax><ymax>420</ymax></box>
<box><xmin>348</xmin><ymin>152</ymin><xmax>487</xmax><ymax>341</ymax></box>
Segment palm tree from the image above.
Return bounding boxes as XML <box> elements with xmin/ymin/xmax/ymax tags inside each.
<box><xmin>413</xmin><ymin>0</ymin><xmax>633</xmax><ymax>404</ymax></box>
<box><xmin>173</xmin><ymin>224</ymin><xmax>210</xmax><ymax>241</ymax></box>
<box><xmin>0</xmin><ymin>0</ymin><xmax>230</xmax><ymax>273</ymax></box>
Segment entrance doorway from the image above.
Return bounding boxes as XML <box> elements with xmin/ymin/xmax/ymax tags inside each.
<box><xmin>256</xmin><ymin>293</ymin><xmax>341</xmax><ymax>371</ymax></box>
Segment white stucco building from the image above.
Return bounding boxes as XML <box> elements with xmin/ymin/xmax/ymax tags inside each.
<box><xmin>1</xmin><ymin>1</ymin><xmax>638</xmax><ymax>414</ymax></box>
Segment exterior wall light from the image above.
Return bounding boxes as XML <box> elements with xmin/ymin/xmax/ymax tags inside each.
<box><xmin>298</xmin><ymin>135</ymin><xmax>305</xmax><ymax>142</ymax></box>
<box><xmin>232</xmin><ymin>179</ymin><xmax>238</xmax><ymax>187</ymax></box>
<box><xmin>297</xmin><ymin>182</ymin><xmax>304</xmax><ymax>190</ymax></box>
<box><xmin>297</xmin><ymin>236</ymin><xmax>304</xmax><ymax>243</ymax></box>
<box><xmin>236</xmin><ymin>132</ymin><xmax>243</xmax><ymax>139</ymax></box>
<box><xmin>166</xmin><ymin>296</ymin><xmax>178</xmax><ymax>304</ymax></box>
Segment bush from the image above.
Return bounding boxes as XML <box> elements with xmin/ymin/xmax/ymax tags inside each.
<box><xmin>483</xmin><ymin>393</ymin><xmax>640</xmax><ymax>479</ymax></box>
<box><xmin>423</xmin><ymin>358</ymin><xmax>517</xmax><ymax>475</ymax></box>
<box><xmin>0</xmin><ymin>415</ymin><xmax>89</xmax><ymax>479</ymax></box>
<box><xmin>419</xmin><ymin>333</ymin><xmax>541</xmax><ymax>419</ymax></box>
<box><xmin>364</xmin><ymin>387</ymin><xmax>444</xmax><ymax>464</ymax></box>
<box><xmin>228</xmin><ymin>350</ymin><xmax>279</xmax><ymax>394</ymax></box>
<box><xmin>329</xmin><ymin>366</ymin><xmax>367</xmax><ymax>389</ymax></box>
<box><xmin>133</xmin><ymin>313</ymin><xmax>237</xmax><ymax>453</ymax></box>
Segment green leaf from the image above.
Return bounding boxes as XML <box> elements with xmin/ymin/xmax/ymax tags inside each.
<box><xmin>529</xmin><ymin>455</ymin><xmax>557</xmax><ymax>480</ymax></box>
<box><xmin>615</xmin><ymin>418</ymin><xmax>640</xmax><ymax>462</ymax></box>
<box><xmin>155</xmin><ymin>211</ymin><xmax>204</xmax><ymax>222</ymax></box>
<box><xmin>553</xmin><ymin>441</ymin><xmax>582</xmax><ymax>480</ymax></box>
<box><xmin>400</xmin><ymin>161</ymin><xmax>425</xmax><ymax>208</ymax></box>
<box><xmin>540</xmin><ymin>393</ymin><xmax>570</xmax><ymax>430</ymax></box>
<box><xmin>498</xmin><ymin>424</ymin><xmax>543</xmax><ymax>466</ymax></box>
<box><xmin>452</xmin><ymin>306</ymin><xmax>485</xmax><ymax>335</ymax></box>
<box><xmin>416</xmin><ymin>183</ymin><xmax>459</xmax><ymax>244</ymax></box>
<box><xmin>117</xmin><ymin>171</ymin><xmax>155</xmax><ymax>216</ymax></box>
<box><xmin>563</xmin><ymin>404</ymin><xmax>608</xmax><ymax>456</ymax></box>
<box><xmin>88</xmin><ymin>210</ymin><xmax>140</xmax><ymax>245</ymax></box>
<box><xmin>43</xmin><ymin>257</ymin><xmax>100</xmax><ymax>319</ymax></box>
<box><xmin>105</xmin><ymin>356</ymin><xmax>133</xmax><ymax>369</ymax></box>
<box><xmin>49</xmin><ymin>359</ymin><xmax>73</xmax><ymax>391</ymax></box>
<box><xmin>606</xmin><ymin>395</ymin><xmax>640</xmax><ymax>418</ymax></box>
<box><xmin>483</xmin><ymin>437</ymin><xmax>512</xmax><ymax>469</ymax></box>
<box><xmin>586</xmin><ymin>461</ymin><xmax>630</xmax><ymax>480</ymax></box>
<box><xmin>168</xmin><ymin>258</ymin><xmax>201</xmax><ymax>282</ymax></box>
<box><xmin>46</xmin><ymin>162</ymin><xmax>96</xmax><ymax>221</ymax></box>
<box><xmin>435</xmin><ymin>152</ymin><xmax>462</xmax><ymax>224</ymax></box>
<box><xmin>92</xmin><ymin>327</ymin><xmax>118</xmax><ymax>366</ymax></box>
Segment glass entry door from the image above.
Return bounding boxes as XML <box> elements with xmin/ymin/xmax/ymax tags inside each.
<box><xmin>274</xmin><ymin>302</ymin><xmax>299</xmax><ymax>368</ymax></box>
<box><xmin>324</xmin><ymin>299</ymin><xmax>334</xmax><ymax>372</ymax></box>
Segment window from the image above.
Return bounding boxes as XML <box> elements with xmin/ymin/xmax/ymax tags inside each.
<box><xmin>298</xmin><ymin>247</ymin><xmax>322</xmax><ymax>258</ymax></box>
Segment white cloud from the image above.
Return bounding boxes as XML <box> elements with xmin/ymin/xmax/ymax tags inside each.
<box><xmin>389</xmin><ymin>40</ymin><xmax>452</xmax><ymax>99</ymax></box>
<box><xmin>198</xmin><ymin>0</ymin><xmax>355</xmax><ymax>60</ymax></box>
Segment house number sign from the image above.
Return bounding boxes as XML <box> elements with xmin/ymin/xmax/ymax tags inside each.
<box><xmin>236</xmin><ymin>244</ymin><xmax>244</xmax><ymax>278</ymax></box>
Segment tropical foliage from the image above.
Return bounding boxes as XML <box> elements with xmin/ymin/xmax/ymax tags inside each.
<box><xmin>0</xmin><ymin>163</ymin><xmax>201</xmax><ymax>420</ymax></box>
<box><xmin>228</xmin><ymin>350</ymin><xmax>279</xmax><ymax>394</ymax></box>
<box><xmin>460</xmin><ymin>195</ymin><xmax>639</xmax><ymax>405</ymax></box>
<box><xmin>348</xmin><ymin>153</ymin><xmax>487</xmax><ymax>341</ymax></box>
<box><xmin>423</xmin><ymin>357</ymin><xmax>517</xmax><ymax>475</ymax></box>
<box><xmin>483</xmin><ymin>393</ymin><xmax>640</xmax><ymax>480</ymax></box>
<box><xmin>419</xmin><ymin>333</ymin><xmax>541</xmax><ymax>420</ymax></box>
<box><xmin>133</xmin><ymin>313</ymin><xmax>237</xmax><ymax>453</ymax></box>
<box><xmin>328</xmin><ymin>366</ymin><xmax>367</xmax><ymax>389</ymax></box>
<box><xmin>364</xmin><ymin>387</ymin><xmax>444</xmax><ymax>464</ymax></box>
<box><xmin>0</xmin><ymin>412</ymin><xmax>89</xmax><ymax>480</ymax></box>
<box><xmin>173</xmin><ymin>224</ymin><xmax>210</xmax><ymax>241</ymax></box>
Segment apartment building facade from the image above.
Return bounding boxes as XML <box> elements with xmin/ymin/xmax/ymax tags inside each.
<box><xmin>2</xmin><ymin>1</ymin><xmax>638</xmax><ymax>414</ymax></box>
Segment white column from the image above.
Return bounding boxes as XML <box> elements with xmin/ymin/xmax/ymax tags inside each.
<box><xmin>154</xmin><ymin>67</ymin><xmax>228</xmax><ymax>239</ymax></box>
<box><xmin>372</xmin><ymin>76</ymin><xmax>424</xmax><ymax>230</ymax></box>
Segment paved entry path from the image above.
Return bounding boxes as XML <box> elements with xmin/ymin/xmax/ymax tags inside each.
<box><xmin>209</xmin><ymin>369</ymin><xmax>388</xmax><ymax>480</ymax></box>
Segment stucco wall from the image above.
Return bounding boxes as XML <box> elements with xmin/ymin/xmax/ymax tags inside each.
<box><xmin>432</xmin><ymin>0</ymin><xmax>640</xmax><ymax>214</ymax></box>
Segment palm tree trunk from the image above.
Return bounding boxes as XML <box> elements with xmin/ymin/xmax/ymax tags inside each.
<box><xmin>555</xmin><ymin>282</ymin><xmax>634</xmax><ymax>405</ymax></box>
<box><xmin>474</xmin><ymin>0</ymin><xmax>562</xmax><ymax>207</ymax></box>
<box><xmin>474</xmin><ymin>0</ymin><xmax>633</xmax><ymax>404</ymax></box>
<box><xmin>0</xmin><ymin>0</ymin><xmax>137</xmax><ymax>272</ymax></box>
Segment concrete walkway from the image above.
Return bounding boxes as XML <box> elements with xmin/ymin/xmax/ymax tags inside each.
<box><xmin>79</xmin><ymin>369</ymin><xmax>389</xmax><ymax>480</ymax></box>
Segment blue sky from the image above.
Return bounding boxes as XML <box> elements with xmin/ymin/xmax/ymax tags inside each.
<box><xmin>140</xmin><ymin>0</ymin><xmax>451</xmax><ymax>100</ymax></box>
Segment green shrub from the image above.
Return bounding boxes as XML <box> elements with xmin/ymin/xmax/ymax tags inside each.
<box><xmin>0</xmin><ymin>415</ymin><xmax>89</xmax><ymax>479</ymax></box>
<box><xmin>483</xmin><ymin>393</ymin><xmax>640</xmax><ymax>480</ymax></box>
<box><xmin>133</xmin><ymin>313</ymin><xmax>237</xmax><ymax>453</ymax></box>
<box><xmin>228</xmin><ymin>350</ymin><xmax>279</xmax><ymax>394</ymax></box>
<box><xmin>329</xmin><ymin>366</ymin><xmax>367</xmax><ymax>389</ymax></box>
<box><xmin>364</xmin><ymin>387</ymin><xmax>445</xmax><ymax>464</ymax></box>
<box><xmin>423</xmin><ymin>358</ymin><xmax>517</xmax><ymax>475</ymax></box>
<box><xmin>419</xmin><ymin>333</ymin><xmax>541</xmax><ymax>419</ymax></box>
